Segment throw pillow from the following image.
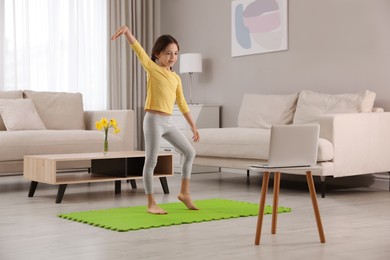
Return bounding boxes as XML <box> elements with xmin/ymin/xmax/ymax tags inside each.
<box><xmin>237</xmin><ymin>93</ymin><xmax>299</xmax><ymax>129</ymax></box>
<box><xmin>23</xmin><ymin>90</ymin><xmax>85</xmax><ymax>130</ymax></box>
<box><xmin>0</xmin><ymin>99</ymin><xmax>46</xmax><ymax>130</ymax></box>
<box><xmin>293</xmin><ymin>90</ymin><xmax>376</xmax><ymax>124</ymax></box>
<box><xmin>0</xmin><ymin>90</ymin><xmax>24</xmax><ymax>130</ymax></box>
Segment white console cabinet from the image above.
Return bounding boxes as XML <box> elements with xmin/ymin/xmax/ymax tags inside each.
<box><xmin>160</xmin><ymin>104</ymin><xmax>220</xmax><ymax>173</ymax></box>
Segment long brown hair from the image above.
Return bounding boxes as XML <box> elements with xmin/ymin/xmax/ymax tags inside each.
<box><xmin>151</xmin><ymin>35</ymin><xmax>180</xmax><ymax>66</ymax></box>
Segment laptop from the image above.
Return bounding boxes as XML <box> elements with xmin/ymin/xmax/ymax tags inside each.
<box><xmin>251</xmin><ymin>124</ymin><xmax>320</xmax><ymax>169</ymax></box>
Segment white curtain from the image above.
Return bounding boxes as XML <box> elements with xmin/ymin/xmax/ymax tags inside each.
<box><xmin>0</xmin><ymin>0</ymin><xmax>108</xmax><ymax>110</ymax></box>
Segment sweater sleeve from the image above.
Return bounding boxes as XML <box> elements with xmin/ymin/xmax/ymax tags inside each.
<box><xmin>130</xmin><ymin>41</ymin><xmax>154</xmax><ymax>72</ymax></box>
<box><xmin>175</xmin><ymin>76</ymin><xmax>190</xmax><ymax>114</ymax></box>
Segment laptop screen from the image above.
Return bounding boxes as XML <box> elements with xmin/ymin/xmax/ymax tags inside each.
<box><xmin>267</xmin><ymin>124</ymin><xmax>320</xmax><ymax>168</ymax></box>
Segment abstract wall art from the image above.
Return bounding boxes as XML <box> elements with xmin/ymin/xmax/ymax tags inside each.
<box><xmin>231</xmin><ymin>0</ymin><xmax>288</xmax><ymax>57</ymax></box>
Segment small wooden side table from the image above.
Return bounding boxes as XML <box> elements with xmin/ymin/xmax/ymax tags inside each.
<box><xmin>250</xmin><ymin>166</ymin><xmax>326</xmax><ymax>245</ymax></box>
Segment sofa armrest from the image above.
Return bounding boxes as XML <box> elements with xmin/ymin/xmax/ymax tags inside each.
<box><xmin>318</xmin><ymin>112</ymin><xmax>390</xmax><ymax>177</ymax></box>
<box><xmin>84</xmin><ymin>110</ymin><xmax>135</xmax><ymax>150</ymax></box>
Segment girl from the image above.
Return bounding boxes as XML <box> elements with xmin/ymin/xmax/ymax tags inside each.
<box><xmin>111</xmin><ymin>26</ymin><xmax>199</xmax><ymax>214</ymax></box>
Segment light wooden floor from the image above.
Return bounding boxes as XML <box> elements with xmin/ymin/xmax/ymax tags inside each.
<box><xmin>0</xmin><ymin>171</ymin><xmax>389</xmax><ymax>260</ymax></box>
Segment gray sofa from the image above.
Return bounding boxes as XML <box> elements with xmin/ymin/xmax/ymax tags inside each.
<box><xmin>0</xmin><ymin>90</ymin><xmax>134</xmax><ymax>175</ymax></box>
<box><xmin>190</xmin><ymin>90</ymin><xmax>390</xmax><ymax>195</ymax></box>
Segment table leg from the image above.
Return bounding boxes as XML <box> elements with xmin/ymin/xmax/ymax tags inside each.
<box><xmin>306</xmin><ymin>171</ymin><xmax>326</xmax><ymax>243</ymax></box>
<box><xmin>115</xmin><ymin>180</ymin><xmax>121</xmax><ymax>194</ymax></box>
<box><xmin>272</xmin><ymin>172</ymin><xmax>281</xmax><ymax>234</ymax></box>
<box><xmin>55</xmin><ymin>184</ymin><xmax>67</xmax><ymax>204</ymax></box>
<box><xmin>159</xmin><ymin>177</ymin><xmax>169</xmax><ymax>194</ymax></box>
<box><xmin>255</xmin><ymin>171</ymin><xmax>270</xmax><ymax>245</ymax></box>
<box><xmin>129</xmin><ymin>179</ymin><xmax>137</xmax><ymax>189</ymax></box>
<box><xmin>28</xmin><ymin>181</ymin><xmax>38</xmax><ymax>197</ymax></box>
<box><xmin>320</xmin><ymin>176</ymin><xmax>326</xmax><ymax>198</ymax></box>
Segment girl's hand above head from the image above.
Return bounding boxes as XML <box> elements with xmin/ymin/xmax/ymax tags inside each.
<box><xmin>111</xmin><ymin>25</ymin><xmax>130</xmax><ymax>40</ymax></box>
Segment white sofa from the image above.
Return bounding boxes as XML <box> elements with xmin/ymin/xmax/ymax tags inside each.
<box><xmin>0</xmin><ymin>90</ymin><xmax>134</xmax><ymax>175</ymax></box>
<box><xmin>190</xmin><ymin>90</ymin><xmax>390</xmax><ymax>196</ymax></box>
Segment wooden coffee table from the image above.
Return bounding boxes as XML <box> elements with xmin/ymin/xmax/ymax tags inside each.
<box><xmin>23</xmin><ymin>151</ymin><xmax>173</xmax><ymax>203</ymax></box>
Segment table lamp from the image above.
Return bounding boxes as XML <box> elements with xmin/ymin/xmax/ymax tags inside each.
<box><xmin>180</xmin><ymin>53</ymin><xmax>202</xmax><ymax>104</ymax></box>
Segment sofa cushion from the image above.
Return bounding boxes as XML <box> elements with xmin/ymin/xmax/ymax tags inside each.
<box><xmin>192</xmin><ymin>128</ymin><xmax>334</xmax><ymax>162</ymax></box>
<box><xmin>293</xmin><ymin>90</ymin><xmax>376</xmax><ymax>124</ymax></box>
<box><xmin>238</xmin><ymin>93</ymin><xmax>298</xmax><ymax>129</ymax></box>
<box><xmin>0</xmin><ymin>90</ymin><xmax>24</xmax><ymax>130</ymax></box>
<box><xmin>0</xmin><ymin>99</ymin><xmax>46</xmax><ymax>131</ymax></box>
<box><xmin>23</xmin><ymin>90</ymin><xmax>85</xmax><ymax>130</ymax></box>
<box><xmin>0</xmin><ymin>130</ymin><xmax>124</xmax><ymax>161</ymax></box>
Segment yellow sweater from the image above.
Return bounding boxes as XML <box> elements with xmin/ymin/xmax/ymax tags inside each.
<box><xmin>130</xmin><ymin>41</ymin><xmax>189</xmax><ymax>115</ymax></box>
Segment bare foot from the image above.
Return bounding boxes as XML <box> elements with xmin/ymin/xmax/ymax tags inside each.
<box><xmin>147</xmin><ymin>204</ymin><xmax>167</xmax><ymax>215</ymax></box>
<box><xmin>178</xmin><ymin>193</ymin><xmax>199</xmax><ymax>210</ymax></box>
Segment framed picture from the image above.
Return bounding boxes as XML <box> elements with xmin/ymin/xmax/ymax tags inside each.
<box><xmin>231</xmin><ymin>0</ymin><xmax>288</xmax><ymax>57</ymax></box>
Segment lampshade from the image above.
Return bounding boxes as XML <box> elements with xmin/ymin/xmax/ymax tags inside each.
<box><xmin>180</xmin><ymin>53</ymin><xmax>202</xmax><ymax>74</ymax></box>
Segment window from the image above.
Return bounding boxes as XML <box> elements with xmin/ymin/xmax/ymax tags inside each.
<box><xmin>1</xmin><ymin>0</ymin><xmax>108</xmax><ymax>110</ymax></box>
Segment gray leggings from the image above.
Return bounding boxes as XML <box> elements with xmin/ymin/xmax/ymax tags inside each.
<box><xmin>142</xmin><ymin>112</ymin><xmax>196</xmax><ymax>194</ymax></box>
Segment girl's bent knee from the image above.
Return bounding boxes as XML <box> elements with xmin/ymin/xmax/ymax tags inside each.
<box><xmin>186</xmin><ymin>147</ymin><xmax>196</xmax><ymax>161</ymax></box>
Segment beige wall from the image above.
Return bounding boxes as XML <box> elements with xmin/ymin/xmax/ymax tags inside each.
<box><xmin>160</xmin><ymin>0</ymin><xmax>390</xmax><ymax>127</ymax></box>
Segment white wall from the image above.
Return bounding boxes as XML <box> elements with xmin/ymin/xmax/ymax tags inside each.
<box><xmin>160</xmin><ymin>0</ymin><xmax>390</xmax><ymax>127</ymax></box>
